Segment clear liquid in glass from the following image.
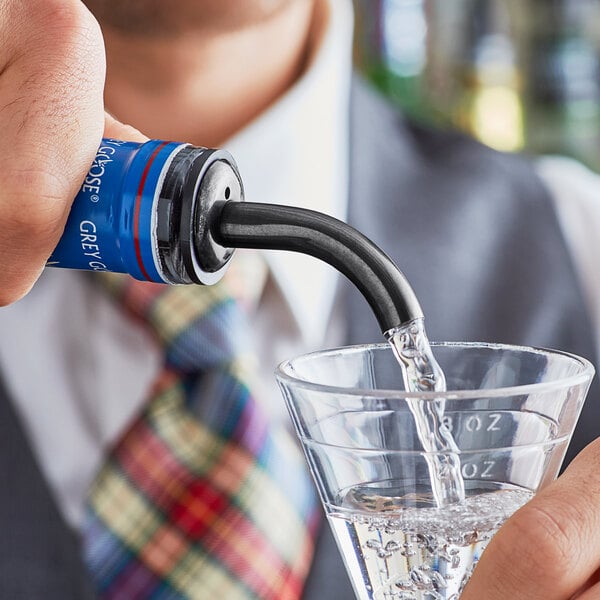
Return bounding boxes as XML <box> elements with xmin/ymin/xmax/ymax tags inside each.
<box><xmin>328</xmin><ymin>482</ymin><xmax>533</xmax><ymax>600</ymax></box>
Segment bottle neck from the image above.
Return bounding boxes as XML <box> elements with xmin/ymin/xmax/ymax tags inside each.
<box><xmin>156</xmin><ymin>145</ymin><xmax>242</xmax><ymax>284</ymax></box>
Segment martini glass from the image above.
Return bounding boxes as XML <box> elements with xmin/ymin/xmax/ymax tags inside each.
<box><xmin>276</xmin><ymin>342</ymin><xmax>594</xmax><ymax>599</ymax></box>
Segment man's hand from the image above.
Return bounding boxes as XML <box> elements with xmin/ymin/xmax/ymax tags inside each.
<box><xmin>0</xmin><ymin>0</ymin><xmax>106</xmax><ymax>304</ymax></box>
<box><xmin>462</xmin><ymin>439</ymin><xmax>600</xmax><ymax>599</ymax></box>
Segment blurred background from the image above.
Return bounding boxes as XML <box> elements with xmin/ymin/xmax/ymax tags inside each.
<box><xmin>353</xmin><ymin>0</ymin><xmax>600</xmax><ymax>171</ymax></box>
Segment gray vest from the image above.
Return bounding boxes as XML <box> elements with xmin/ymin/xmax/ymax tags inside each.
<box><xmin>344</xmin><ymin>79</ymin><xmax>597</xmax><ymax>464</ymax></box>
<box><xmin>0</xmin><ymin>78</ymin><xmax>596</xmax><ymax>599</ymax></box>
<box><xmin>304</xmin><ymin>78</ymin><xmax>599</xmax><ymax>599</ymax></box>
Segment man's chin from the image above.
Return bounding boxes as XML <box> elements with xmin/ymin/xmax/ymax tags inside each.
<box><xmin>82</xmin><ymin>0</ymin><xmax>305</xmax><ymax>36</ymax></box>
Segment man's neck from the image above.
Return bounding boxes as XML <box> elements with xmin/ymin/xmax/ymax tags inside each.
<box><xmin>101</xmin><ymin>1</ymin><xmax>319</xmax><ymax>147</ymax></box>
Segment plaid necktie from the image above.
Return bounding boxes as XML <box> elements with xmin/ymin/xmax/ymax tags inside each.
<box><xmin>83</xmin><ymin>273</ymin><xmax>320</xmax><ymax>599</ymax></box>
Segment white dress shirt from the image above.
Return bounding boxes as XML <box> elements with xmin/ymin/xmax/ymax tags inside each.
<box><xmin>0</xmin><ymin>0</ymin><xmax>599</xmax><ymax>533</ymax></box>
<box><xmin>0</xmin><ymin>0</ymin><xmax>354</xmax><ymax>529</ymax></box>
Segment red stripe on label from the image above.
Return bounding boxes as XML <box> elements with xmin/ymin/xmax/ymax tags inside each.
<box><xmin>134</xmin><ymin>142</ymin><xmax>170</xmax><ymax>281</ymax></box>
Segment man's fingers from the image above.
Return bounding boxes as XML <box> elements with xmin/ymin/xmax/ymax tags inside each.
<box><xmin>0</xmin><ymin>0</ymin><xmax>105</xmax><ymax>304</ymax></box>
<box><xmin>461</xmin><ymin>439</ymin><xmax>600</xmax><ymax>600</ymax></box>
<box><xmin>104</xmin><ymin>113</ymin><xmax>148</xmax><ymax>144</ymax></box>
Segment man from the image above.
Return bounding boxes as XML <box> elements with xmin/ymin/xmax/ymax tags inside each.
<box><xmin>0</xmin><ymin>0</ymin><xmax>600</xmax><ymax>598</ymax></box>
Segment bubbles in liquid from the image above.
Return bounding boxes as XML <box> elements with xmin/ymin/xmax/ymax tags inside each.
<box><xmin>328</xmin><ymin>483</ymin><xmax>533</xmax><ymax>600</ymax></box>
<box><xmin>386</xmin><ymin>319</ymin><xmax>465</xmax><ymax>507</ymax></box>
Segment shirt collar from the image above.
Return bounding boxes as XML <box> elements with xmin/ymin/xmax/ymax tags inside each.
<box><xmin>223</xmin><ymin>0</ymin><xmax>354</xmax><ymax>346</ymax></box>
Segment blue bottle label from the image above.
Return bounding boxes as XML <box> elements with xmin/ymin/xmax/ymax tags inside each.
<box><xmin>49</xmin><ymin>138</ymin><xmax>185</xmax><ymax>282</ymax></box>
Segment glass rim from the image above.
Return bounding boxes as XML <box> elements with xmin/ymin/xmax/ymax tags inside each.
<box><xmin>275</xmin><ymin>341</ymin><xmax>595</xmax><ymax>400</ymax></box>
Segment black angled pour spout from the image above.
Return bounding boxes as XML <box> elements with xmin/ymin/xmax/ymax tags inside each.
<box><xmin>210</xmin><ymin>201</ymin><xmax>423</xmax><ymax>335</ymax></box>
<box><xmin>48</xmin><ymin>139</ymin><xmax>422</xmax><ymax>326</ymax></box>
